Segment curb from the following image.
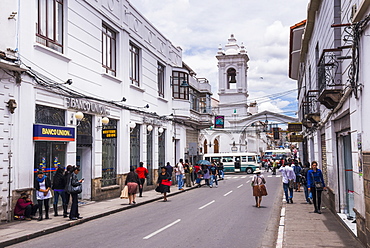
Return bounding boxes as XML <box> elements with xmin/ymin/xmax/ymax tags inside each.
<box><xmin>1</xmin><ymin>186</ymin><xmax>197</xmax><ymax>247</ymax></box>
<box><xmin>258</xmin><ymin>186</ymin><xmax>283</xmax><ymax>248</ymax></box>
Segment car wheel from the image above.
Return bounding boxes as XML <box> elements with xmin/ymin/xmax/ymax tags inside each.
<box><xmin>246</xmin><ymin>168</ymin><xmax>253</xmax><ymax>174</ymax></box>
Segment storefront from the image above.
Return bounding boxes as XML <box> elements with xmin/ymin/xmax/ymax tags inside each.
<box><xmin>33</xmin><ymin>105</ymin><xmax>74</xmax><ymax>182</ymax></box>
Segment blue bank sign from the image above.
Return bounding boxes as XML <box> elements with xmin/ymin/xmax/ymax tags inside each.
<box><xmin>33</xmin><ymin>124</ymin><xmax>75</xmax><ymax>142</ymax></box>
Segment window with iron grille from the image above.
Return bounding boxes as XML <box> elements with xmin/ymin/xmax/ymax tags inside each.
<box><xmin>36</xmin><ymin>0</ymin><xmax>64</xmax><ymax>53</ymax></box>
<box><xmin>157</xmin><ymin>63</ymin><xmax>165</xmax><ymax>97</ymax></box>
<box><xmin>158</xmin><ymin>130</ymin><xmax>166</xmax><ymax>168</ymax></box>
<box><xmin>35</xmin><ymin>105</ymin><xmax>65</xmax><ymax>126</ymax></box>
<box><xmin>102</xmin><ymin>119</ymin><xmax>117</xmax><ymax>186</ymax></box>
<box><xmin>146</xmin><ymin>131</ymin><xmax>153</xmax><ymax>185</ymax></box>
<box><xmin>130</xmin><ymin>43</ymin><xmax>140</xmax><ymax>86</ymax></box>
<box><xmin>172</xmin><ymin>71</ymin><xmax>189</xmax><ymax>100</ymax></box>
<box><xmin>130</xmin><ymin>124</ymin><xmax>141</xmax><ymax>169</ymax></box>
<box><xmin>102</xmin><ymin>24</ymin><xmax>117</xmax><ymax>76</ymax></box>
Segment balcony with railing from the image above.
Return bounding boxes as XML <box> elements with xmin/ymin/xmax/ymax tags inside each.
<box><xmin>302</xmin><ymin>90</ymin><xmax>320</xmax><ymax>127</ymax></box>
<box><xmin>317</xmin><ymin>49</ymin><xmax>343</xmax><ymax>109</ymax></box>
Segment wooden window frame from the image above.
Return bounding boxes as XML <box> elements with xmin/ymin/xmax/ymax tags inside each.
<box><xmin>36</xmin><ymin>0</ymin><xmax>64</xmax><ymax>53</ymax></box>
<box><xmin>130</xmin><ymin>43</ymin><xmax>140</xmax><ymax>86</ymax></box>
<box><xmin>102</xmin><ymin>23</ymin><xmax>117</xmax><ymax>76</ymax></box>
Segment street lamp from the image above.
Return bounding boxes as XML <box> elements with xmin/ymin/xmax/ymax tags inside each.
<box><xmin>96</xmin><ymin>116</ymin><xmax>110</xmax><ymax>130</ymax></box>
<box><xmin>129</xmin><ymin>121</ymin><xmax>136</xmax><ymax>133</ymax></box>
<box><xmin>75</xmin><ymin>112</ymin><xmax>84</xmax><ymax>126</ymax></box>
<box><xmin>158</xmin><ymin>127</ymin><xmax>164</xmax><ymax>137</ymax></box>
<box><xmin>147</xmin><ymin>125</ymin><xmax>153</xmax><ymax>134</ymax></box>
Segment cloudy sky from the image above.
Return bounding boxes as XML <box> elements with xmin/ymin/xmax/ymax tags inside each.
<box><xmin>131</xmin><ymin>0</ymin><xmax>309</xmax><ymax>116</ymax></box>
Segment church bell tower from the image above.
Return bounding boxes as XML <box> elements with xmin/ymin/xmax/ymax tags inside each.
<box><xmin>216</xmin><ymin>34</ymin><xmax>249</xmax><ymax>119</ymax></box>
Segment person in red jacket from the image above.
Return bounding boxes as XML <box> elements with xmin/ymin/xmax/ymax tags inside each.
<box><xmin>136</xmin><ymin>162</ymin><xmax>148</xmax><ymax>197</ymax></box>
<box><xmin>14</xmin><ymin>193</ymin><xmax>38</xmax><ymax>220</ymax></box>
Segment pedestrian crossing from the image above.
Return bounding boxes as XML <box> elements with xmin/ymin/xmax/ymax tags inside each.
<box><xmin>223</xmin><ymin>174</ymin><xmax>281</xmax><ymax>179</ymax></box>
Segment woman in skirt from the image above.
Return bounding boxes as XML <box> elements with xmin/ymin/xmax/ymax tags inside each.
<box><xmin>251</xmin><ymin>168</ymin><xmax>268</xmax><ymax>208</ymax></box>
<box><xmin>125</xmin><ymin>167</ymin><xmax>141</xmax><ymax>204</ymax></box>
<box><xmin>156</xmin><ymin>167</ymin><xmax>171</xmax><ymax>202</ymax></box>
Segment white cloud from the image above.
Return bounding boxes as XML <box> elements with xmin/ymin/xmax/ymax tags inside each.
<box><xmin>131</xmin><ymin>0</ymin><xmax>309</xmax><ymax>115</ymax></box>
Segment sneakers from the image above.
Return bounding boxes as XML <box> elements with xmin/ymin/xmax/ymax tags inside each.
<box><xmin>290</xmin><ymin>198</ymin><xmax>293</xmax><ymax>204</ymax></box>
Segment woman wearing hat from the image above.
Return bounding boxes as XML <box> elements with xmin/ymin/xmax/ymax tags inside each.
<box><xmin>34</xmin><ymin>170</ymin><xmax>52</xmax><ymax>221</ymax></box>
<box><xmin>251</xmin><ymin>168</ymin><xmax>268</xmax><ymax>208</ymax></box>
<box><xmin>156</xmin><ymin>167</ymin><xmax>171</xmax><ymax>202</ymax></box>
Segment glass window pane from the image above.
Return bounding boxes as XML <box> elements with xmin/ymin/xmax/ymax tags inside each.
<box><xmin>38</xmin><ymin>0</ymin><xmax>47</xmax><ymax>36</ymax></box>
<box><xmin>47</xmin><ymin>0</ymin><xmax>54</xmax><ymax>39</ymax></box>
<box><xmin>56</xmin><ymin>2</ymin><xmax>63</xmax><ymax>43</ymax></box>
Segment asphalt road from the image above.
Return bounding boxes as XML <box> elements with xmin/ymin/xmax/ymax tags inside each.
<box><xmin>9</xmin><ymin>173</ymin><xmax>282</xmax><ymax>248</ymax></box>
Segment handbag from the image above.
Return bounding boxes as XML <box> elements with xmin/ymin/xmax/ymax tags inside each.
<box><xmin>67</xmin><ymin>176</ymin><xmax>82</xmax><ymax>194</ymax></box>
<box><xmin>161</xmin><ymin>179</ymin><xmax>172</xmax><ymax>186</ymax></box>
<box><xmin>259</xmin><ymin>184</ymin><xmax>268</xmax><ymax>196</ymax></box>
<box><xmin>120</xmin><ymin>185</ymin><xmax>129</xmax><ymax>199</ymax></box>
<box><xmin>314</xmin><ymin>181</ymin><xmax>323</xmax><ymax>191</ymax></box>
<box><xmin>312</xmin><ymin>171</ymin><xmax>324</xmax><ymax>191</ymax></box>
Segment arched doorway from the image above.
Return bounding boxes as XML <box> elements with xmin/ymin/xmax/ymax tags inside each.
<box><xmin>214</xmin><ymin>139</ymin><xmax>219</xmax><ymax>153</ymax></box>
<box><xmin>204</xmin><ymin>140</ymin><xmax>208</xmax><ymax>154</ymax></box>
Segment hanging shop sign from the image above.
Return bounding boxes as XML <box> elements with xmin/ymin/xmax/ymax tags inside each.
<box><xmin>288</xmin><ymin>123</ymin><xmax>303</xmax><ymax>132</ymax></box>
<box><xmin>289</xmin><ymin>134</ymin><xmax>304</xmax><ymax>142</ymax></box>
<box><xmin>102</xmin><ymin>129</ymin><xmax>117</xmax><ymax>139</ymax></box>
<box><xmin>65</xmin><ymin>97</ymin><xmax>110</xmax><ymax>115</ymax></box>
<box><xmin>33</xmin><ymin>124</ymin><xmax>75</xmax><ymax>141</ymax></box>
<box><xmin>214</xmin><ymin>116</ymin><xmax>224</xmax><ymax>128</ymax></box>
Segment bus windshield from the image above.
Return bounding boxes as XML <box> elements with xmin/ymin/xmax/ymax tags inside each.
<box><xmin>203</xmin><ymin>152</ymin><xmax>260</xmax><ymax>174</ymax></box>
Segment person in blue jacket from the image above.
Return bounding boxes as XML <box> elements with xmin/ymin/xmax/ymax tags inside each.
<box><xmin>307</xmin><ymin>161</ymin><xmax>326</xmax><ymax>214</ymax></box>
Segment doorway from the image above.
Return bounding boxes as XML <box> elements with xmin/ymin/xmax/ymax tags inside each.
<box><xmin>337</xmin><ymin>133</ymin><xmax>354</xmax><ymax>218</ymax></box>
<box><xmin>77</xmin><ymin>147</ymin><xmax>92</xmax><ymax>200</ymax></box>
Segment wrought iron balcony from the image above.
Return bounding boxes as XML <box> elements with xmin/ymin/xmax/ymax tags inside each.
<box><xmin>317</xmin><ymin>50</ymin><xmax>343</xmax><ymax>109</ymax></box>
<box><xmin>303</xmin><ymin>90</ymin><xmax>320</xmax><ymax>123</ymax></box>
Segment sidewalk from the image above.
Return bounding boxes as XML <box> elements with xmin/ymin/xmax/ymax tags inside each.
<box><xmin>0</xmin><ymin>184</ymin><xmax>196</xmax><ymax>247</ymax></box>
<box><xmin>1</xmin><ymin>183</ymin><xmax>365</xmax><ymax>248</ymax></box>
<box><xmin>280</xmin><ymin>190</ymin><xmax>364</xmax><ymax>248</ymax></box>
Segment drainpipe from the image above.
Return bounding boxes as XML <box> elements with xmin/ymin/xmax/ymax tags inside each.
<box><xmin>7</xmin><ymin>150</ymin><xmax>12</xmax><ymax>222</ymax></box>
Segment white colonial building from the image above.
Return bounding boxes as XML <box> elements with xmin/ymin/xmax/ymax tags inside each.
<box><xmin>201</xmin><ymin>35</ymin><xmax>297</xmax><ymax>158</ymax></box>
<box><xmin>289</xmin><ymin>0</ymin><xmax>370</xmax><ymax>245</ymax></box>
<box><xmin>0</xmin><ymin>0</ymin><xmax>212</xmax><ymax>221</ymax></box>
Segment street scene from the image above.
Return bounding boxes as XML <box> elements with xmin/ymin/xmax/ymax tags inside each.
<box><xmin>0</xmin><ymin>0</ymin><xmax>370</xmax><ymax>247</ymax></box>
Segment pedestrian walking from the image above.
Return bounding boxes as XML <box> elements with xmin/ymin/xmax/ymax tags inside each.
<box><xmin>279</xmin><ymin>162</ymin><xmax>296</xmax><ymax>203</ymax></box>
<box><xmin>136</xmin><ymin>162</ymin><xmax>148</xmax><ymax>197</ymax></box>
<box><xmin>63</xmin><ymin>165</ymin><xmax>73</xmax><ymax>216</ymax></box>
<box><xmin>34</xmin><ymin>170</ymin><xmax>52</xmax><ymax>221</ymax></box>
<box><xmin>292</xmin><ymin>160</ymin><xmax>302</xmax><ymax>192</ymax></box>
<box><xmin>267</xmin><ymin>159</ymin><xmax>272</xmax><ymax>172</ymax></box>
<box><xmin>251</xmin><ymin>168</ymin><xmax>267</xmax><ymax>208</ymax></box>
<box><xmin>165</xmin><ymin>162</ymin><xmax>173</xmax><ymax>183</ymax></box>
<box><xmin>189</xmin><ymin>162</ymin><xmax>195</xmax><ymax>186</ymax></box>
<box><xmin>52</xmin><ymin>166</ymin><xmax>67</xmax><ymax>217</ymax></box>
<box><xmin>272</xmin><ymin>160</ymin><xmax>278</xmax><ymax>175</ymax></box>
<box><xmin>202</xmin><ymin>165</ymin><xmax>210</xmax><ymax>187</ymax></box>
<box><xmin>209</xmin><ymin>162</ymin><xmax>218</xmax><ymax>188</ymax></box>
<box><xmin>184</xmin><ymin>159</ymin><xmax>191</xmax><ymax>187</ymax></box>
<box><xmin>300</xmin><ymin>161</ymin><xmax>312</xmax><ymax>204</ymax></box>
<box><xmin>195</xmin><ymin>164</ymin><xmax>203</xmax><ymax>187</ymax></box>
<box><xmin>125</xmin><ymin>167</ymin><xmax>141</xmax><ymax>205</ymax></box>
<box><xmin>156</xmin><ymin>167</ymin><xmax>171</xmax><ymax>202</ymax></box>
<box><xmin>217</xmin><ymin>162</ymin><xmax>224</xmax><ymax>179</ymax></box>
<box><xmin>175</xmin><ymin>159</ymin><xmax>185</xmax><ymax>190</ymax></box>
<box><xmin>307</xmin><ymin>161</ymin><xmax>326</xmax><ymax>214</ymax></box>
<box><xmin>68</xmin><ymin>167</ymin><xmax>84</xmax><ymax>220</ymax></box>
